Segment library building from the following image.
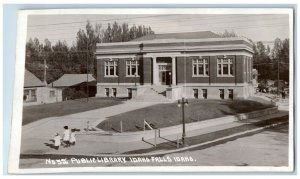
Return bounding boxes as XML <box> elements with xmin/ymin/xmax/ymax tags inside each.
<box><xmin>95</xmin><ymin>31</ymin><xmax>255</xmax><ymax>101</ymax></box>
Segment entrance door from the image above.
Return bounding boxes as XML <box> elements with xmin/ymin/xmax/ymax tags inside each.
<box><xmin>166</xmin><ymin>71</ymin><xmax>171</xmax><ymax>86</ymax></box>
<box><xmin>156</xmin><ymin>58</ymin><xmax>172</xmax><ymax>86</ymax></box>
<box><xmin>159</xmin><ymin>71</ymin><xmax>171</xmax><ymax>85</ymax></box>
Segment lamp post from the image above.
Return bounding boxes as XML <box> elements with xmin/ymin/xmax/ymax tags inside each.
<box><xmin>134</xmin><ymin>72</ymin><xmax>137</xmax><ymax>87</ymax></box>
<box><xmin>168</xmin><ymin>71</ymin><xmax>172</xmax><ymax>87</ymax></box>
<box><xmin>177</xmin><ymin>97</ymin><xmax>188</xmax><ymax>147</ymax></box>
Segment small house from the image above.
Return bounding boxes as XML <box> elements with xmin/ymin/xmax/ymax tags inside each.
<box><xmin>23</xmin><ymin>70</ymin><xmax>62</xmax><ymax>105</ymax></box>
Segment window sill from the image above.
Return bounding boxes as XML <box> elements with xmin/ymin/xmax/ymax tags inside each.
<box><xmin>104</xmin><ymin>76</ymin><xmax>119</xmax><ymax>78</ymax></box>
<box><xmin>126</xmin><ymin>75</ymin><xmax>140</xmax><ymax>77</ymax></box>
<box><xmin>217</xmin><ymin>75</ymin><xmax>234</xmax><ymax>77</ymax></box>
<box><xmin>192</xmin><ymin>75</ymin><xmax>210</xmax><ymax>77</ymax></box>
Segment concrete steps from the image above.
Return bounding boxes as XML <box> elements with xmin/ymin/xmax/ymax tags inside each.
<box><xmin>131</xmin><ymin>86</ymin><xmax>170</xmax><ymax>102</ymax></box>
<box><xmin>151</xmin><ymin>85</ymin><xmax>168</xmax><ymax>95</ymax></box>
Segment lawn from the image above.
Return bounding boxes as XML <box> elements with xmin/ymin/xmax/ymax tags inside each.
<box><xmin>97</xmin><ymin>97</ymin><xmax>274</xmax><ymax>132</ymax></box>
<box><xmin>22</xmin><ymin>97</ymin><xmax>123</xmax><ymax>125</ymax></box>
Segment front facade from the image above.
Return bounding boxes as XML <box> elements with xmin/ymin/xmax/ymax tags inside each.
<box><xmin>95</xmin><ymin>32</ymin><xmax>255</xmax><ymax>100</ymax></box>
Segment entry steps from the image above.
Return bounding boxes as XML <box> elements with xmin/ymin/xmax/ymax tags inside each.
<box><xmin>131</xmin><ymin>86</ymin><xmax>170</xmax><ymax>102</ymax></box>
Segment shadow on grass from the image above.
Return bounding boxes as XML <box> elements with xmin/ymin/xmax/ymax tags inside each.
<box><xmin>44</xmin><ymin>139</ymin><xmax>56</xmax><ymax>150</ymax></box>
<box><xmin>97</xmin><ymin>99</ymin><xmax>276</xmax><ymax>133</ymax></box>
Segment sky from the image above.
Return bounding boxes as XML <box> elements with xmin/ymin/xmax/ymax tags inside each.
<box><xmin>26</xmin><ymin>14</ymin><xmax>290</xmax><ymax>47</ymax></box>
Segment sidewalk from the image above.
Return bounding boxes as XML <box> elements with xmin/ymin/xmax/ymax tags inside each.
<box><xmin>22</xmin><ymin>101</ymin><xmax>160</xmax><ymax>134</ymax></box>
<box><xmin>21</xmin><ymin>101</ymin><xmax>160</xmax><ymax>154</ymax></box>
<box><xmin>21</xmin><ymin>108</ymin><xmax>289</xmax><ymax>156</ymax></box>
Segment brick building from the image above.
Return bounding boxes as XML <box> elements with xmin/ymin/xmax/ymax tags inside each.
<box><xmin>95</xmin><ymin>31</ymin><xmax>255</xmax><ymax>100</ymax></box>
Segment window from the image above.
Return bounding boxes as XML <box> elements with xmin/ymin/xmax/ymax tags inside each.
<box><xmin>49</xmin><ymin>90</ymin><xmax>55</xmax><ymax>97</ymax></box>
<box><xmin>24</xmin><ymin>89</ymin><xmax>37</xmax><ymax>102</ymax></box>
<box><xmin>126</xmin><ymin>60</ymin><xmax>139</xmax><ymax>77</ymax></box>
<box><xmin>112</xmin><ymin>88</ymin><xmax>117</xmax><ymax>97</ymax></box>
<box><xmin>217</xmin><ymin>58</ymin><xmax>233</xmax><ymax>76</ymax></box>
<box><xmin>202</xmin><ymin>89</ymin><xmax>207</xmax><ymax>99</ymax></box>
<box><xmin>192</xmin><ymin>58</ymin><xmax>209</xmax><ymax>76</ymax></box>
<box><xmin>23</xmin><ymin>90</ymin><xmax>29</xmax><ymax>101</ymax></box>
<box><xmin>105</xmin><ymin>88</ymin><xmax>109</xmax><ymax>97</ymax></box>
<box><xmin>127</xmin><ymin>88</ymin><xmax>132</xmax><ymax>99</ymax></box>
<box><xmin>158</xmin><ymin>65</ymin><xmax>171</xmax><ymax>71</ymax></box>
<box><xmin>105</xmin><ymin>60</ymin><xmax>118</xmax><ymax>77</ymax></box>
<box><xmin>193</xmin><ymin>89</ymin><xmax>199</xmax><ymax>99</ymax></box>
<box><xmin>219</xmin><ymin>89</ymin><xmax>224</xmax><ymax>99</ymax></box>
<box><xmin>228</xmin><ymin>89</ymin><xmax>233</xmax><ymax>99</ymax></box>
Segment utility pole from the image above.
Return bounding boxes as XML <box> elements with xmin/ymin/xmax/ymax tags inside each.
<box><xmin>43</xmin><ymin>58</ymin><xmax>48</xmax><ymax>86</ymax></box>
<box><xmin>86</xmin><ymin>37</ymin><xmax>89</xmax><ymax>102</ymax></box>
<box><xmin>277</xmin><ymin>58</ymin><xmax>280</xmax><ymax>96</ymax></box>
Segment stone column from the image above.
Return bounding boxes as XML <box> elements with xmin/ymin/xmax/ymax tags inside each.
<box><xmin>172</xmin><ymin>57</ymin><xmax>176</xmax><ymax>86</ymax></box>
<box><xmin>153</xmin><ymin>57</ymin><xmax>159</xmax><ymax>85</ymax></box>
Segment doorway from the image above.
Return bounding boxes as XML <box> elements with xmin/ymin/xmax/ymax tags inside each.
<box><xmin>159</xmin><ymin>71</ymin><xmax>171</xmax><ymax>85</ymax></box>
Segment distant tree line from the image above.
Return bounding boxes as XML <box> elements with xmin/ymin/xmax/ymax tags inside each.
<box><xmin>25</xmin><ymin>21</ymin><xmax>154</xmax><ymax>83</ymax></box>
<box><xmin>251</xmin><ymin>38</ymin><xmax>289</xmax><ymax>84</ymax></box>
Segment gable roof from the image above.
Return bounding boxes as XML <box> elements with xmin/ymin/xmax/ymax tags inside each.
<box><xmin>24</xmin><ymin>70</ymin><xmax>45</xmax><ymax>87</ymax></box>
<box><xmin>52</xmin><ymin>74</ymin><xmax>96</xmax><ymax>87</ymax></box>
<box><xmin>131</xmin><ymin>31</ymin><xmax>221</xmax><ymax>41</ymax></box>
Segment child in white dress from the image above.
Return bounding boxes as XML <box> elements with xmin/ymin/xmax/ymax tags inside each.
<box><xmin>53</xmin><ymin>133</ymin><xmax>62</xmax><ymax>150</ymax></box>
<box><xmin>70</xmin><ymin>129</ymin><xmax>76</xmax><ymax>146</ymax></box>
<box><xmin>63</xmin><ymin>126</ymin><xmax>71</xmax><ymax>147</ymax></box>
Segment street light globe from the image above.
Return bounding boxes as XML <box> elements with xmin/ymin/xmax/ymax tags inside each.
<box><xmin>177</xmin><ymin>100</ymin><xmax>181</xmax><ymax>107</ymax></box>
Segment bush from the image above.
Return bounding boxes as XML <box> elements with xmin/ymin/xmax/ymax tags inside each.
<box><xmin>63</xmin><ymin>88</ymin><xmax>87</xmax><ymax>100</ymax></box>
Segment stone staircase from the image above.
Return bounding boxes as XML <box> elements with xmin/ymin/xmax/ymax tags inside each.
<box><xmin>131</xmin><ymin>85</ymin><xmax>171</xmax><ymax>102</ymax></box>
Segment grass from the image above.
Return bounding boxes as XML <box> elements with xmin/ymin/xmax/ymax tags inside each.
<box><xmin>123</xmin><ymin>116</ymin><xmax>288</xmax><ymax>154</ymax></box>
<box><xmin>97</xmin><ymin>98</ymin><xmax>274</xmax><ymax>132</ymax></box>
<box><xmin>22</xmin><ymin>97</ymin><xmax>123</xmax><ymax>125</ymax></box>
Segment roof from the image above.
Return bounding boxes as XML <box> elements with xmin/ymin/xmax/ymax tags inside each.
<box><xmin>131</xmin><ymin>31</ymin><xmax>221</xmax><ymax>41</ymax></box>
<box><xmin>24</xmin><ymin>70</ymin><xmax>45</xmax><ymax>87</ymax></box>
<box><xmin>52</xmin><ymin>74</ymin><xmax>96</xmax><ymax>87</ymax></box>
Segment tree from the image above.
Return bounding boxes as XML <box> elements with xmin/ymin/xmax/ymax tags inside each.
<box><xmin>271</xmin><ymin>38</ymin><xmax>283</xmax><ymax>60</ymax></box>
<box><xmin>266</xmin><ymin>45</ymin><xmax>271</xmax><ymax>56</ymax></box>
<box><xmin>278</xmin><ymin>38</ymin><xmax>289</xmax><ymax>82</ymax></box>
<box><xmin>25</xmin><ymin>38</ymin><xmax>45</xmax><ymax>82</ymax></box>
<box><xmin>121</xmin><ymin>23</ymin><xmax>130</xmax><ymax>42</ymax></box>
<box><xmin>251</xmin><ymin>37</ymin><xmax>289</xmax><ymax>84</ymax></box>
<box><xmin>219</xmin><ymin>30</ymin><xmax>238</xmax><ymax>37</ymax></box>
<box><xmin>25</xmin><ymin>20</ymin><xmax>155</xmax><ymax>86</ymax></box>
<box><xmin>252</xmin><ymin>41</ymin><xmax>273</xmax><ymax>81</ymax></box>
<box><xmin>103</xmin><ymin>23</ymin><xmax>112</xmax><ymax>43</ymax></box>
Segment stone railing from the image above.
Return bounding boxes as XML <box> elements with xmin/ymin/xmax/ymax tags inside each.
<box><xmin>166</xmin><ymin>86</ymin><xmax>183</xmax><ymax>101</ymax></box>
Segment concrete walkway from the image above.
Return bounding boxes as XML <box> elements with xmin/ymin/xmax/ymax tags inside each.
<box><xmin>21</xmin><ymin>103</ymin><xmax>289</xmax><ymax>156</ymax></box>
<box><xmin>21</xmin><ymin>101</ymin><xmax>161</xmax><ymax>153</ymax></box>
